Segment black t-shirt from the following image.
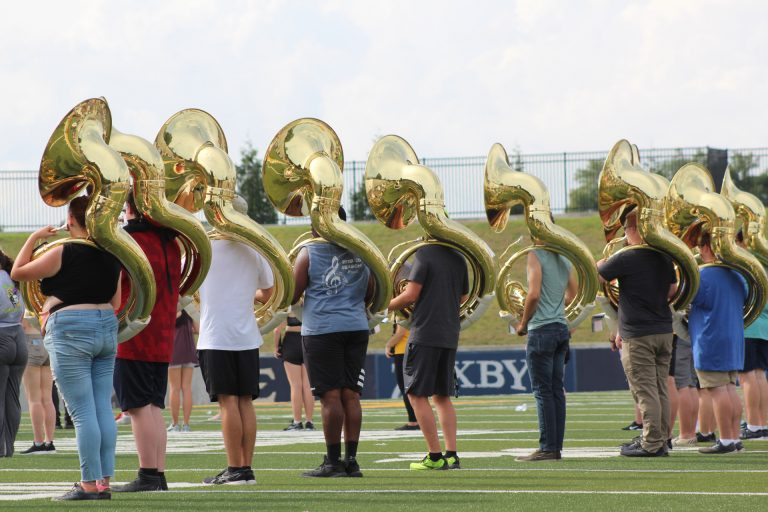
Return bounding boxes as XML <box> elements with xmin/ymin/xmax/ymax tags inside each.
<box><xmin>598</xmin><ymin>247</ymin><xmax>676</xmax><ymax>339</ymax></box>
<box><xmin>40</xmin><ymin>243</ymin><xmax>121</xmax><ymax>306</ymax></box>
<box><xmin>408</xmin><ymin>245</ymin><xmax>469</xmax><ymax>349</ymax></box>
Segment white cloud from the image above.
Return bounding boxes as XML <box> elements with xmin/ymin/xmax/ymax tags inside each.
<box><xmin>1</xmin><ymin>0</ymin><xmax>767</xmax><ymax>171</ymax></box>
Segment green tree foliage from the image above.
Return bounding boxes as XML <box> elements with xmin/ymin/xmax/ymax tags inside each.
<box><xmin>235</xmin><ymin>143</ymin><xmax>277</xmax><ymax>224</ymax></box>
<box><xmin>729</xmin><ymin>152</ymin><xmax>768</xmax><ymax>203</ymax></box>
<box><xmin>567</xmin><ymin>159</ymin><xmax>602</xmax><ymax>212</ymax></box>
<box><xmin>645</xmin><ymin>149</ymin><xmax>706</xmax><ymax>179</ymax></box>
<box><xmin>350</xmin><ymin>181</ymin><xmax>375</xmax><ymax>221</ymax></box>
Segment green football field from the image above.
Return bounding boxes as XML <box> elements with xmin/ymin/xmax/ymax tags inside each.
<box><xmin>2</xmin><ymin>391</ymin><xmax>767</xmax><ymax>511</ymax></box>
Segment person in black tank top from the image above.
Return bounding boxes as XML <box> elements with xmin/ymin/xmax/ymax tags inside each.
<box><xmin>11</xmin><ymin>196</ymin><xmax>121</xmax><ymax>501</ymax></box>
<box><xmin>273</xmin><ymin>313</ymin><xmax>315</xmax><ymax>431</ymax></box>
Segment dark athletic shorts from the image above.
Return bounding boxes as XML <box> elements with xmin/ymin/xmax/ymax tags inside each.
<box><xmin>743</xmin><ymin>338</ymin><xmax>768</xmax><ymax>372</ymax></box>
<box><xmin>302</xmin><ymin>330</ymin><xmax>369</xmax><ymax>398</ymax></box>
<box><xmin>281</xmin><ymin>332</ymin><xmax>303</xmax><ymax>365</ymax></box>
<box><xmin>114</xmin><ymin>359</ymin><xmax>169</xmax><ymax>411</ymax></box>
<box><xmin>197</xmin><ymin>348</ymin><xmax>260</xmax><ymax>402</ymax></box>
<box><xmin>403</xmin><ymin>343</ymin><xmax>457</xmax><ymax>398</ymax></box>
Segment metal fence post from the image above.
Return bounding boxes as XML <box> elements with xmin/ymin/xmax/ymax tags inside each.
<box><xmin>563</xmin><ymin>152</ymin><xmax>568</xmax><ymax>212</ymax></box>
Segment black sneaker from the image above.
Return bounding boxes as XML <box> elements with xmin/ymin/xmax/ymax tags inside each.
<box><xmin>304</xmin><ymin>421</ymin><xmax>316</xmax><ymax>431</ymax></box>
<box><xmin>159</xmin><ymin>473</ymin><xmax>168</xmax><ymax>491</ymax></box>
<box><xmin>345</xmin><ymin>458</ymin><xmax>363</xmax><ymax>477</ymax></box>
<box><xmin>113</xmin><ymin>473</ymin><xmax>164</xmax><ymax>492</ymax></box>
<box><xmin>394</xmin><ymin>424</ymin><xmax>420</xmax><ymax>431</ymax></box>
<box><xmin>622</xmin><ymin>421</ymin><xmax>643</xmax><ymax>431</ymax></box>
<box><xmin>740</xmin><ymin>427</ymin><xmax>765</xmax><ymax>440</ymax></box>
<box><xmin>283</xmin><ymin>421</ymin><xmax>304</xmax><ymax>431</ymax></box>
<box><xmin>699</xmin><ymin>441</ymin><xmax>737</xmax><ymax>454</ymax></box>
<box><xmin>696</xmin><ymin>432</ymin><xmax>716</xmax><ymax>443</ymax></box>
<box><xmin>20</xmin><ymin>443</ymin><xmax>49</xmax><ymax>455</ymax></box>
<box><xmin>243</xmin><ymin>469</ymin><xmax>256</xmax><ymax>484</ymax></box>
<box><xmin>202</xmin><ymin>468</ymin><xmax>250</xmax><ymax>485</ymax></box>
<box><xmin>302</xmin><ymin>456</ymin><xmax>348</xmax><ymax>478</ymax></box>
<box><xmin>52</xmin><ymin>483</ymin><xmax>101</xmax><ymax>501</ymax></box>
<box><xmin>620</xmin><ymin>435</ymin><xmax>642</xmax><ymax>448</ymax></box>
<box><xmin>666</xmin><ymin>439</ymin><xmax>673</xmax><ymax>450</ymax></box>
<box><xmin>620</xmin><ymin>444</ymin><xmax>668</xmax><ymax>457</ymax></box>
<box><xmin>735</xmin><ymin>441</ymin><xmax>745</xmax><ymax>452</ymax></box>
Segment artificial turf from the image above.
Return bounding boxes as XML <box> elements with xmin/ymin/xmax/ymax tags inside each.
<box><xmin>2</xmin><ymin>391</ymin><xmax>767</xmax><ymax>511</ymax></box>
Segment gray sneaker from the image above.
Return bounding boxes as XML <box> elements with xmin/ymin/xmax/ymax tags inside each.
<box><xmin>699</xmin><ymin>441</ymin><xmax>737</xmax><ymax>454</ymax></box>
<box><xmin>181</xmin><ymin>424</ymin><xmax>191</xmax><ymax>433</ymax></box>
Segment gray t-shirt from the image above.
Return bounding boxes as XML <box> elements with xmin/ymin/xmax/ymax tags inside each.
<box><xmin>407</xmin><ymin>245</ymin><xmax>469</xmax><ymax>349</ymax></box>
<box><xmin>0</xmin><ymin>270</ymin><xmax>24</xmax><ymax>328</ymax></box>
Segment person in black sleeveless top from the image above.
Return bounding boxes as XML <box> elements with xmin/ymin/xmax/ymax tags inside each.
<box><xmin>12</xmin><ymin>196</ymin><xmax>121</xmax><ymax>501</ymax></box>
<box><xmin>273</xmin><ymin>313</ymin><xmax>315</xmax><ymax>431</ymax></box>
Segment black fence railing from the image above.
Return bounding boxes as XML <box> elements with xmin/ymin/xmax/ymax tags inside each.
<box><xmin>2</xmin><ymin>146</ymin><xmax>766</xmax><ymax>231</ymax></box>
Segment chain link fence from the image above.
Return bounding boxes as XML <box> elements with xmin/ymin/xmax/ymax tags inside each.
<box><xmin>2</xmin><ymin>146</ymin><xmax>767</xmax><ymax>231</ymax></box>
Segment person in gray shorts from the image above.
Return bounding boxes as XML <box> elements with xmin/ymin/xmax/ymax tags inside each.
<box><xmin>671</xmin><ymin>332</ymin><xmax>699</xmax><ymax>446</ymax></box>
<box><xmin>20</xmin><ymin>322</ymin><xmax>58</xmax><ymax>455</ymax></box>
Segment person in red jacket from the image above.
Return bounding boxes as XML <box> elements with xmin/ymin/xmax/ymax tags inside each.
<box><xmin>113</xmin><ymin>190</ymin><xmax>181</xmax><ymax>492</ymax></box>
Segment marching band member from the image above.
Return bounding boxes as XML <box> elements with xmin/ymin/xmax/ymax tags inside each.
<box><xmin>113</xmin><ymin>190</ymin><xmax>181</xmax><ymax>492</ymax></box>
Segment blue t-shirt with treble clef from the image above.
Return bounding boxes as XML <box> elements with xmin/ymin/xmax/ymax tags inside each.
<box><xmin>301</xmin><ymin>242</ymin><xmax>370</xmax><ymax>336</ymax></box>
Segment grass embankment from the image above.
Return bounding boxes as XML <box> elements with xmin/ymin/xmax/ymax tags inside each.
<box><xmin>0</xmin><ymin>214</ymin><xmax>609</xmax><ymax>349</ymax></box>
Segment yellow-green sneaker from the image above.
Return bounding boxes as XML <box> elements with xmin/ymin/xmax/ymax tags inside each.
<box><xmin>445</xmin><ymin>455</ymin><xmax>461</xmax><ymax>469</ymax></box>
<box><xmin>410</xmin><ymin>455</ymin><xmax>447</xmax><ymax>470</ymax></box>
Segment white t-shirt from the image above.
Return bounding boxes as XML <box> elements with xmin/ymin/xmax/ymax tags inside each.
<box><xmin>197</xmin><ymin>239</ymin><xmax>274</xmax><ymax>351</ymax></box>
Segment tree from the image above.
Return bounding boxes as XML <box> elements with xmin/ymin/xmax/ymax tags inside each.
<box><xmin>645</xmin><ymin>149</ymin><xmax>706</xmax><ymax>179</ymax></box>
<box><xmin>728</xmin><ymin>152</ymin><xmax>768</xmax><ymax>204</ymax></box>
<box><xmin>235</xmin><ymin>143</ymin><xmax>277</xmax><ymax>224</ymax></box>
<box><xmin>567</xmin><ymin>159</ymin><xmax>602</xmax><ymax>212</ymax></box>
<box><xmin>350</xmin><ymin>181</ymin><xmax>374</xmax><ymax>221</ymax></box>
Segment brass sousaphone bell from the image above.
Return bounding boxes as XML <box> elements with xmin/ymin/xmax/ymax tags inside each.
<box><xmin>597</xmin><ymin>139</ymin><xmax>700</xmax><ymax>311</ymax></box>
<box><xmin>365</xmin><ymin>135</ymin><xmax>496</xmax><ymax>328</ymax></box>
<box><xmin>26</xmin><ymin>97</ymin><xmax>156</xmax><ymax>341</ymax></box>
<box><xmin>484</xmin><ymin>143</ymin><xmax>599</xmax><ymax>329</ymax></box>
<box><xmin>263</xmin><ymin>118</ymin><xmax>392</xmax><ymax>325</ymax></box>
<box><xmin>156</xmin><ymin>109</ymin><xmax>294</xmax><ymax>333</ymax></box>
<box><xmin>666</xmin><ymin>163</ymin><xmax>768</xmax><ymax>326</ymax></box>
<box><xmin>722</xmin><ymin>167</ymin><xmax>768</xmax><ymax>267</ymax></box>
<box><xmin>109</xmin><ymin>129</ymin><xmax>211</xmax><ymax>298</ymax></box>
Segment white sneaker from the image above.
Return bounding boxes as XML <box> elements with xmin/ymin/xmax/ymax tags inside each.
<box><xmin>115</xmin><ymin>413</ymin><xmax>131</xmax><ymax>425</ymax></box>
<box><xmin>672</xmin><ymin>436</ymin><xmax>697</xmax><ymax>447</ymax></box>
<box><xmin>181</xmin><ymin>424</ymin><xmax>191</xmax><ymax>433</ymax></box>
<box><xmin>167</xmin><ymin>423</ymin><xmax>180</xmax><ymax>433</ymax></box>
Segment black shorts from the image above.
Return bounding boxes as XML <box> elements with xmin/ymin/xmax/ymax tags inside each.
<box><xmin>114</xmin><ymin>359</ymin><xmax>169</xmax><ymax>411</ymax></box>
<box><xmin>743</xmin><ymin>338</ymin><xmax>768</xmax><ymax>372</ymax></box>
<box><xmin>302</xmin><ymin>330</ymin><xmax>368</xmax><ymax>398</ymax></box>
<box><xmin>281</xmin><ymin>332</ymin><xmax>303</xmax><ymax>365</ymax></box>
<box><xmin>403</xmin><ymin>343</ymin><xmax>457</xmax><ymax>398</ymax></box>
<box><xmin>669</xmin><ymin>335</ymin><xmax>678</xmax><ymax>377</ymax></box>
<box><xmin>198</xmin><ymin>348</ymin><xmax>260</xmax><ymax>402</ymax></box>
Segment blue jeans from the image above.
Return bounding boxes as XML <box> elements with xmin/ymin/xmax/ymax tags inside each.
<box><xmin>44</xmin><ymin>310</ymin><xmax>118</xmax><ymax>481</ymax></box>
<box><xmin>526</xmin><ymin>322</ymin><xmax>570</xmax><ymax>452</ymax></box>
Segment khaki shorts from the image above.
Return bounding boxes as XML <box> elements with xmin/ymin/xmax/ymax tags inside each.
<box><xmin>25</xmin><ymin>337</ymin><xmax>50</xmax><ymax>367</ymax></box>
<box><xmin>696</xmin><ymin>369</ymin><xmax>738</xmax><ymax>389</ymax></box>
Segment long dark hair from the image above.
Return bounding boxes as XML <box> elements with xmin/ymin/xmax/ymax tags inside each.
<box><xmin>0</xmin><ymin>248</ymin><xmax>14</xmax><ymax>275</ymax></box>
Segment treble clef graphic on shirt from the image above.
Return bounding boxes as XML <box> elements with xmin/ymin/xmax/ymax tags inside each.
<box><xmin>323</xmin><ymin>256</ymin><xmax>348</xmax><ymax>295</ymax></box>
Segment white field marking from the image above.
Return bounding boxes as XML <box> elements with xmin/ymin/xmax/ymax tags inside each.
<box><xmin>14</xmin><ymin>428</ymin><xmax>534</xmax><ymax>455</ymax></box>
<box><xmin>8</xmin><ymin>467</ymin><xmax>768</xmax><ymax>474</ymax></box>
<box><xmin>0</xmin><ymin>482</ymin><xmax>204</xmax><ymax>501</ymax></box>
<box><xmin>6</xmin><ymin>483</ymin><xmax>768</xmax><ymax>501</ymax></box>
<box><xmin>374</xmin><ymin>448</ymin><xmax>618</xmax><ymax>463</ymax></box>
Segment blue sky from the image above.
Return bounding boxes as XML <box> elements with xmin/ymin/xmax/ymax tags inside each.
<box><xmin>1</xmin><ymin>0</ymin><xmax>766</xmax><ymax>169</ymax></box>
